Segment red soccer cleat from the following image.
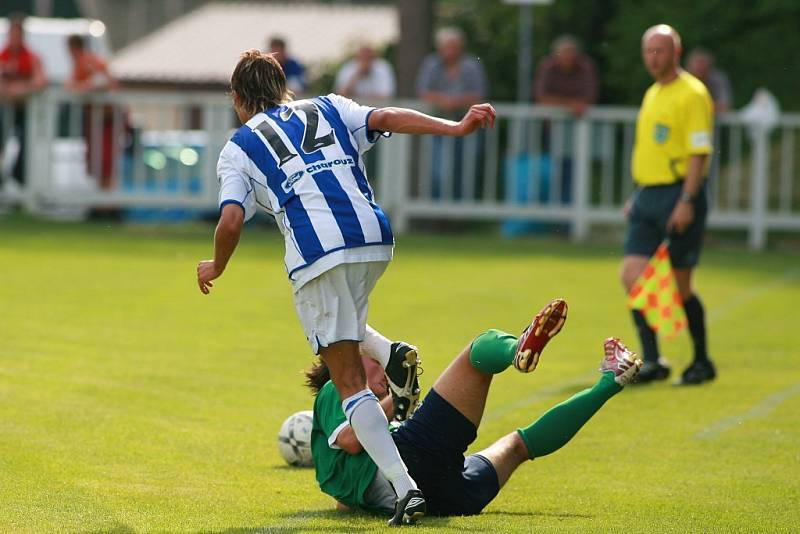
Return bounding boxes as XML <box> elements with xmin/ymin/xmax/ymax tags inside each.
<box><xmin>513</xmin><ymin>298</ymin><xmax>568</xmax><ymax>373</ymax></box>
<box><xmin>600</xmin><ymin>337</ymin><xmax>644</xmax><ymax>386</ymax></box>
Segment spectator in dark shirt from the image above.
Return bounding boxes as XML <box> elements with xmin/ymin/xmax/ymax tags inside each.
<box><xmin>686</xmin><ymin>48</ymin><xmax>732</xmax><ymax>113</ymax></box>
<box><xmin>534</xmin><ymin>35</ymin><xmax>598</xmax><ymax>117</ymax></box>
<box><xmin>268</xmin><ymin>36</ymin><xmax>307</xmax><ymax>95</ymax></box>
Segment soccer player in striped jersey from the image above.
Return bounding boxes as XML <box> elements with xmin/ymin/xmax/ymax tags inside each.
<box><xmin>196</xmin><ymin>49</ymin><xmax>495</xmax><ymax>525</ymax></box>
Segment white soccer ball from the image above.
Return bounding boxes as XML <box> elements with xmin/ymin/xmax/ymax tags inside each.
<box><xmin>278</xmin><ymin>410</ymin><xmax>314</xmax><ymax>467</ymax></box>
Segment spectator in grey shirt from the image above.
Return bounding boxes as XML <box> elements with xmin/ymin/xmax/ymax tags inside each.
<box><xmin>415</xmin><ymin>27</ymin><xmax>488</xmax><ymax>200</ymax></box>
<box><xmin>686</xmin><ymin>48</ymin><xmax>732</xmax><ymax>113</ymax></box>
<box><xmin>417</xmin><ymin>27</ymin><xmax>488</xmax><ymax>119</ymax></box>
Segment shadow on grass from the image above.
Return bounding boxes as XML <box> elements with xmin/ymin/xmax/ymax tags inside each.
<box><xmin>206</xmin><ymin>509</ymin><xmax>371</xmax><ymax>534</ymax></box>
<box><xmin>206</xmin><ymin>508</ymin><xmax>495</xmax><ymax>533</ymax></box>
<box><xmin>82</xmin><ymin>523</ymin><xmax>136</xmax><ymax>534</ymax></box>
<box><xmin>483</xmin><ymin>509</ymin><xmax>594</xmax><ymax>520</ymax></box>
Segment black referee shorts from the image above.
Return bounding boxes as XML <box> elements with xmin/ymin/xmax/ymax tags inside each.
<box><xmin>624</xmin><ymin>182</ymin><xmax>708</xmax><ymax>269</ymax></box>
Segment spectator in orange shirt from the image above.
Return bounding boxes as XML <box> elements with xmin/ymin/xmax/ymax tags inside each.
<box><xmin>65</xmin><ymin>34</ymin><xmax>117</xmax><ymax>92</ymax></box>
<box><xmin>65</xmin><ymin>33</ymin><xmax>118</xmax><ymax>189</ymax></box>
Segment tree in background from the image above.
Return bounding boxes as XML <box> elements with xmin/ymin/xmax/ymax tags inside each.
<box><xmin>396</xmin><ymin>0</ymin><xmax>433</xmax><ymax>98</ymax></box>
<box><xmin>436</xmin><ymin>0</ymin><xmax>800</xmax><ymax>110</ymax></box>
<box><xmin>605</xmin><ymin>0</ymin><xmax>800</xmax><ymax>110</ymax></box>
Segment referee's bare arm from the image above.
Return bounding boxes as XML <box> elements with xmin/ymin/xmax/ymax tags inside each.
<box><xmin>667</xmin><ymin>154</ymin><xmax>707</xmax><ymax>234</ymax></box>
<box><xmin>683</xmin><ymin>154</ymin><xmax>707</xmax><ymax>198</ymax></box>
<box><xmin>197</xmin><ymin>204</ymin><xmax>244</xmax><ymax>294</ymax></box>
<box><xmin>368</xmin><ymin>103</ymin><xmax>496</xmax><ymax>137</ymax></box>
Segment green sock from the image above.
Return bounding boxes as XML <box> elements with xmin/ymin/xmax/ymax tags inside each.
<box><xmin>469</xmin><ymin>329</ymin><xmax>518</xmax><ymax>374</ymax></box>
<box><xmin>517</xmin><ymin>372</ymin><xmax>622</xmax><ymax>459</ymax></box>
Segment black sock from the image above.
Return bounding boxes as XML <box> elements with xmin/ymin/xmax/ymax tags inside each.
<box><xmin>631</xmin><ymin>309</ymin><xmax>659</xmax><ymax>362</ymax></box>
<box><xmin>683</xmin><ymin>294</ymin><xmax>708</xmax><ymax>362</ymax></box>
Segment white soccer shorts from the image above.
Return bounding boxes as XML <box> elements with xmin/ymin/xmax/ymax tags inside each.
<box><xmin>293</xmin><ymin>260</ymin><xmax>388</xmax><ymax>354</ymax></box>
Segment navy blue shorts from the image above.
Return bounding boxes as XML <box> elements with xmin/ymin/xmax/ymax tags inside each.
<box><xmin>392</xmin><ymin>389</ymin><xmax>500</xmax><ymax>516</ymax></box>
<box><xmin>624</xmin><ymin>183</ymin><xmax>708</xmax><ymax>269</ymax></box>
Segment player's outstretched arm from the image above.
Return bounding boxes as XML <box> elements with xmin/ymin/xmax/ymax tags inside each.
<box><xmin>368</xmin><ymin>103</ymin><xmax>496</xmax><ymax>137</ymax></box>
<box><xmin>197</xmin><ymin>204</ymin><xmax>244</xmax><ymax>294</ymax></box>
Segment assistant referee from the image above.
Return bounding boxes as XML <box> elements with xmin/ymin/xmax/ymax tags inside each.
<box><xmin>620</xmin><ymin>24</ymin><xmax>716</xmax><ymax>385</ymax></box>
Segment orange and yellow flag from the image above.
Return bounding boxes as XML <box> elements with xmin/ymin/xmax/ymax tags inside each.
<box><xmin>627</xmin><ymin>242</ymin><xmax>687</xmax><ymax>339</ymax></box>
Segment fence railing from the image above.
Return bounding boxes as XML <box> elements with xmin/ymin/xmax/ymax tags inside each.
<box><xmin>1</xmin><ymin>89</ymin><xmax>231</xmax><ymax>220</ymax></box>
<box><xmin>2</xmin><ymin>89</ymin><xmax>799</xmax><ymax>249</ymax></box>
<box><xmin>376</xmin><ymin>103</ymin><xmax>800</xmax><ymax>249</ymax></box>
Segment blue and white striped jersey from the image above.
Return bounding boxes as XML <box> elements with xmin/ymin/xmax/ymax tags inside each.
<box><xmin>217</xmin><ymin>94</ymin><xmax>394</xmax><ymax>289</ymax></box>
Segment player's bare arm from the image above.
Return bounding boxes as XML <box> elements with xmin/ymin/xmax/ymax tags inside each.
<box><xmin>667</xmin><ymin>154</ymin><xmax>706</xmax><ymax>234</ymax></box>
<box><xmin>368</xmin><ymin>103</ymin><xmax>496</xmax><ymax>137</ymax></box>
<box><xmin>197</xmin><ymin>204</ymin><xmax>244</xmax><ymax>294</ymax></box>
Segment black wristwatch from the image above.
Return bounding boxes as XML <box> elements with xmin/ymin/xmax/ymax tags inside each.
<box><xmin>678</xmin><ymin>191</ymin><xmax>694</xmax><ymax>204</ymax></box>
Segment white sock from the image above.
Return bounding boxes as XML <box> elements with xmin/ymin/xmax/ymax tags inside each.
<box><xmin>342</xmin><ymin>389</ymin><xmax>417</xmax><ymax>496</ymax></box>
<box><xmin>360</xmin><ymin>324</ymin><xmax>392</xmax><ymax>369</ymax></box>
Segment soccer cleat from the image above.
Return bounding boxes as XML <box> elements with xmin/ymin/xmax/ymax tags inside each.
<box><xmin>388</xmin><ymin>489</ymin><xmax>426</xmax><ymax>526</ymax></box>
<box><xmin>600</xmin><ymin>337</ymin><xmax>643</xmax><ymax>386</ymax></box>
<box><xmin>385</xmin><ymin>342</ymin><xmax>422</xmax><ymax>422</ymax></box>
<box><xmin>632</xmin><ymin>359</ymin><xmax>671</xmax><ymax>384</ymax></box>
<box><xmin>513</xmin><ymin>298</ymin><xmax>568</xmax><ymax>373</ymax></box>
<box><xmin>675</xmin><ymin>358</ymin><xmax>716</xmax><ymax>386</ymax></box>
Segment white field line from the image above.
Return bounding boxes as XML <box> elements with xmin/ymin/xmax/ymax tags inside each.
<box><xmin>693</xmin><ymin>267</ymin><xmax>800</xmax><ymax>439</ymax></box>
<box><xmin>695</xmin><ymin>383</ymin><xmax>800</xmax><ymax>440</ymax></box>
<box><xmin>483</xmin><ymin>267</ymin><xmax>799</xmax><ymax>423</ymax></box>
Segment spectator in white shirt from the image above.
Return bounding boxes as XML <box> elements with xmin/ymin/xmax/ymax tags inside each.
<box><xmin>334</xmin><ymin>44</ymin><xmax>396</xmax><ymax>100</ymax></box>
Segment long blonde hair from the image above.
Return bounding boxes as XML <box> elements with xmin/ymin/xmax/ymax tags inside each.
<box><xmin>230</xmin><ymin>49</ymin><xmax>294</xmax><ymax>116</ymax></box>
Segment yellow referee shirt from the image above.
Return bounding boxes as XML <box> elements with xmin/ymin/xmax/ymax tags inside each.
<box><xmin>632</xmin><ymin>71</ymin><xmax>714</xmax><ymax>186</ymax></box>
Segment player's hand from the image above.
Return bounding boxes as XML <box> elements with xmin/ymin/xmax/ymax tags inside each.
<box><xmin>667</xmin><ymin>201</ymin><xmax>694</xmax><ymax>234</ymax></box>
<box><xmin>197</xmin><ymin>260</ymin><xmax>223</xmax><ymax>294</ymax></box>
<box><xmin>454</xmin><ymin>103</ymin><xmax>496</xmax><ymax>136</ymax></box>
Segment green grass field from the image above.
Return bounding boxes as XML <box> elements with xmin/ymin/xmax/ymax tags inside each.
<box><xmin>1</xmin><ymin>216</ymin><xmax>798</xmax><ymax>533</ymax></box>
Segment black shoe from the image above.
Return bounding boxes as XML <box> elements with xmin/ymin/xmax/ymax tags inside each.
<box><xmin>632</xmin><ymin>359</ymin><xmax>671</xmax><ymax>384</ymax></box>
<box><xmin>388</xmin><ymin>489</ymin><xmax>426</xmax><ymax>526</ymax></box>
<box><xmin>385</xmin><ymin>342</ymin><xmax>421</xmax><ymax>422</ymax></box>
<box><xmin>675</xmin><ymin>358</ymin><xmax>716</xmax><ymax>385</ymax></box>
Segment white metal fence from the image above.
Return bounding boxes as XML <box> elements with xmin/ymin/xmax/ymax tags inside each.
<box><xmin>2</xmin><ymin>90</ymin><xmax>799</xmax><ymax>249</ymax></box>
<box><xmin>377</xmin><ymin>103</ymin><xmax>800</xmax><ymax>249</ymax></box>
<box><xmin>1</xmin><ymin>89</ymin><xmax>231</xmax><ymax>220</ymax></box>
